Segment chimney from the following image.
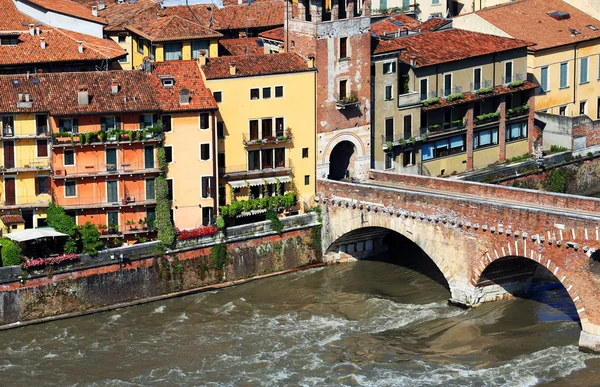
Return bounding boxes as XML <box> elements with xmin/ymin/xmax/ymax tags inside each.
<box><xmin>40</xmin><ymin>37</ymin><xmax>46</xmax><ymax>49</ymax></box>
<box><xmin>77</xmin><ymin>41</ymin><xmax>84</xmax><ymax>54</ymax></box>
<box><xmin>229</xmin><ymin>63</ymin><xmax>236</xmax><ymax>76</ymax></box>
<box><xmin>410</xmin><ymin>55</ymin><xmax>417</xmax><ymax>67</ymax></box>
<box><xmin>307</xmin><ymin>56</ymin><xmax>315</xmax><ymax>69</ymax></box>
<box><xmin>179</xmin><ymin>88</ymin><xmax>190</xmax><ymax>105</ymax></box>
<box><xmin>111</xmin><ymin>80</ymin><xmax>119</xmax><ymax>95</ymax></box>
<box><xmin>18</xmin><ymin>93</ymin><xmax>23</xmax><ymax>102</ymax></box>
<box><xmin>98</xmin><ymin>0</ymin><xmax>106</xmax><ymax>11</ymax></box>
<box><xmin>78</xmin><ymin>85</ymin><xmax>89</xmax><ymax>106</ymax></box>
<box><xmin>24</xmin><ymin>93</ymin><xmax>30</xmax><ymax>102</ymax></box>
<box><xmin>29</xmin><ymin>23</ymin><xmax>35</xmax><ymax>36</ymax></box>
<box><xmin>198</xmin><ymin>54</ymin><xmax>207</xmax><ymax>66</ymax></box>
<box><xmin>92</xmin><ymin>5</ymin><xmax>98</xmax><ymax>17</ymax></box>
<box><xmin>35</xmin><ymin>26</ymin><xmax>40</xmax><ymax>35</ymax></box>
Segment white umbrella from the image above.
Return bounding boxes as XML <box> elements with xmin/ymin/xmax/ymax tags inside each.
<box><xmin>5</xmin><ymin>228</ymin><xmax>68</xmax><ymax>243</ymax></box>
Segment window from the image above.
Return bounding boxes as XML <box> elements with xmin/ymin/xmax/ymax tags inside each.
<box><xmin>421</xmin><ymin>135</ymin><xmax>466</xmax><ymax>161</ymax></box>
<box><xmin>164</xmin><ymin>42</ymin><xmax>183</xmax><ymax>61</ymax></box>
<box><xmin>201</xmin><ymin>207</ymin><xmax>212</xmax><ymax>226</ymax></box>
<box><xmin>35</xmin><ymin>114</ymin><xmax>48</xmax><ymax>135</ymax></box>
<box><xmin>504</xmin><ymin>61</ymin><xmax>513</xmax><ymax>83</ymax></box>
<box><xmin>384</xmin><ymin>85</ymin><xmax>393</xmax><ymax>101</ymax></box>
<box><xmin>192</xmin><ymin>40</ymin><xmax>209</xmax><ymax>59</ymax></box>
<box><xmin>540</xmin><ymin>66</ymin><xmax>549</xmax><ymax>92</ymax></box>
<box><xmin>385</xmin><ymin>117</ymin><xmax>394</xmax><ymax>142</ymax></box>
<box><xmin>201</xmin><ymin>176</ymin><xmax>213</xmax><ymax>198</ymax></box>
<box><xmin>164</xmin><ymin>146</ymin><xmax>173</xmax><ymax>163</ymax></box>
<box><xmin>217</xmin><ymin>121</ymin><xmax>225</xmax><ymax>139</ymax></box>
<box><xmin>167</xmin><ymin>179</ymin><xmax>173</xmax><ymax>201</ymax></box>
<box><xmin>302</xmin><ymin>148</ymin><xmax>309</xmax><ymax>158</ymax></box>
<box><xmin>262</xmin><ymin>118</ymin><xmax>273</xmax><ymax>138</ymax></box>
<box><xmin>118</xmin><ymin>54</ymin><xmax>128</xmax><ymax>63</ymax></box>
<box><xmin>0</xmin><ymin>36</ymin><xmax>17</xmax><ymax>46</ymax></box>
<box><xmin>403</xmin><ymin>115</ymin><xmax>412</xmax><ymax>139</ymax></box>
<box><xmin>580</xmin><ymin>57</ymin><xmax>589</xmax><ymax>84</ymax></box>
<box><xmin>443</xmin><ymin>73</ymin><xmax>452</xmax><ymax>97</ymax></box>
<box><xmin>146</xmin><ymin>178</ymin><xmax>155</xmax><ymax>200</ymax></box>
<box><xmin>580</xmin><ymin>100</ymin><xmax>587</xmax><ymax>115</ymax></box>
<box><xmin>420</xmin><ymin>78</ymin><xmax>428</xmax><ymax>101</ymax></box>
<box><xmin>200</xmin><ymin>112</ymin><xmax>210</xmax><ymax>130</ymax></box>
<box><xmin>106</xmin><ymin>180</ymin><xmax>118</xmax><ymax>203</ymax></box>
<box><xmin>560</xmin><ymin>62</ymin><xmax>569</xmax><ymax>88</ymax></box>
<box><xmin>107</xmin><ymin>212</ymin><xmax>119</xmax><ymax>228</ymax></box>
<box><xmin>275</xmin><ymin>147</ymin><xmax>285</xmax><ymax>168</ymax></box>
<box><xmin>559</xmin><ymin>105</ymin><xmax>567</xmax><ymax>116</ymax></box>
<box><xmin>65</xmin><ymin>180</ymin><xmax>76</xmax><ymax>197</ymax></box>
<box><xmin>154</xmin><ymin>116</ymin><xmax>168</xmax><ymax>135</ymax></box>
<box><xmin>506</xmin><ymin>122</ymin><xmax>528</xmax><ymax>142</ymax></box>
<box><xmin>339</xmin><ymin>37</ymin><xmax>348</xmax><ymax>59</ymax></box>
<box><xmin>137</xmin><ymin>38</ymin><xmax>146</xmax><ymax>54</ymax></box>
<box><xmin>275</xmin><ymin>117</ymin><xmax>284</xmax><ymax>137</ymax></box>
<box><xmin>144</xmin><ymin>146</ymin><xmax>154</xmax><ymax>169</ymax></box>
<box><xmin>383</xmin><ymin>62</ymin><xmax>396</xmax><ymax>74</ymax></box>
<box><xmin>218</xmin><ymin>152</ymin><xmax>225</xmax><ymax>168</ymax></box>
<box><xmin>473</xmin><ymin>68</ymin><xmax>482</xmax><ymax>90</ymax></box>
<box><xmin>59</xmin><ymin>118</ymin><xmax>78</xmax><ymax>134</ymax></box>
<box><xmin>263</xmin><ymin>87</ymin><xmax>271</xmax><ymax>99</ymax></box>
<box><xmin>248</xmin><ymin>150</ymin><xmax>260</xmax><ymax>170</ymax></box>
<box><xmin>64</xmin><ymin>150</ymin><xmax>75</xmax><ymax>166</ymax></box>
<box><xmin>105</xmin><ymin>148</ymin><xmax>117</xmax><ymax>172</ymax></box>
<box><xmin>275</xmin><ymin>86</ymin><xmax>284</xmax><ymax>98</ymax></box>
<box><xmin>200</xmin><ymin>143</ymin><xmax>210</xmax><ymax>160</ymax></box>
<box><xmin>147</xmin><ymin>208</ymin><xmax>156</xmax><ymax>228</ymax></box>
<box><xmin>118</xmin><ymin>35</ymin><xmax>127</xmax><ymax>43</ymax></box>
<box><xmin>35</xmin><ymin>176</ymin><xmax>49</xmax><ymax>195</ymax></box>
<box><xmin>432</xmin><ymin>0</ymin><xmax>440</xmax><ymax>4</ymax></box>
<box><xmin>339</xmin><ymin>79</ymin><xmax>348</xmax><ymax>100</ymax></box>
<box><xmin>304</xmin><ymin>175</ymin><xmax>310</xmax><ymax>185</ymax></box>
<box><xmin>249</xmin><ymin>120</ymin><xmax>259</xmax><ymax>140</ymax></box>
<box><xmin>36</xmin><ymin>139</ymin><xmax>48</xmax><ymax>157</ymax></box>
<box><xmin>385</xmin><ymin>152</ymin><xmax>393</xmax><ymax>169</ymax></box>
<box><xmin>250</xmin><ymin>88</ymin><xmax>260</xmax><ymax>100</ymax></box>
<box><xmin>402</xmin><ymin>151</ymin><xmax>412</xmax><ymax>167</ymax></box>
<box><xmin>214</xmin><ymin>91</ymin><xmax>222</xmax><ymax>103</ymax></box>
<box><xmin>139</xmin><ymin>114</ymin><xmax>154</xmax><ymax>129</ymax></box>
<box><xmin>262</xmin><ymin>148</ymin><xmax>274</xmax><ymax>169</ymax></box>
<box><xmin>473</xmin><ymin>128</ymin><xmax>499</xmax><ymax>149</ymax></box>
<box><xmin>598</xmin><ymin>97</ymin><xmax>600</xmax><ymax>119</ymax></box>
<box><xmin>101</xmin><ymin>116</ymin><xmax>121</xmax><ymax>131</ymax></box>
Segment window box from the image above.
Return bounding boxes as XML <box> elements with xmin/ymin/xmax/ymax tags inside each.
<box><xmin>474</xmin><ymin>112</ymin><xmax>500</xmax><ymax>124</ymax></box>
<box><xmin>506</xmin><ymin>105</ymin><xmax>530</xmax><ymax>118</ymax></box>
<box><xmin>336</xmin><ymin>95</ymin><xmax>359</xmax><ymax>109</ymax></box>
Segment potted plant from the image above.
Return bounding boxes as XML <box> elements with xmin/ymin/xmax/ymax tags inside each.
<box><xmin>139</xmin><ymin>218</ymin><xmax>147</xmax><ymax>230</ymax></box>
<box><xmin>99</xmin><ymin>224</ymin><xmax>108</xmax><ymax>234</ymax></box>
<box><xmin>108</xmin><ymin>223</ymin><xmax>118</xmax><ymax>234</ymax></box>
<box><xmin>126</xmin><ymin>219</ymin><xmax>136</xmax><ymax>230</ymax></box>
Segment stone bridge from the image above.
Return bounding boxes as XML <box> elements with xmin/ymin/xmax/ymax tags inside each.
<box><xmin>316</xmin><ymin>170</ymin><xmax>600</xmax><ymax>352</ymax></box>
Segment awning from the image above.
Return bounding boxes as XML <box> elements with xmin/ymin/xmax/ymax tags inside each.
<box><xmin>5</xmin><ymin>228</ymin><xmax>68</xmax><ymax>243</ymax></box>
<box><xmin>228</xmin><ymin>176</ymin><xmax>292</xmax><ymax>189</ymax></box>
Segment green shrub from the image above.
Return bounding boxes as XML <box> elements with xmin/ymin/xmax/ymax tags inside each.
<box><xmin>550</xmin><ymin>145</ymin><xmax>569</xmax><ymax>154</ymax></box>
<box><xmin>216</xmin><ymin>215</ymin><xmax>225</xmax><ymax>231</ymax></box>
<box><xmin>80</xmin><ymin>222</ymin><xmax>102</xmax><ymax>256</ymax></box>
<box><xmin>476</xmin><ymin>86</ymin><xmax>494</xmax><ymax>95</ymax></box>
<box><xmin>447</xmin><ymin>93</ymin><xmax>464</xmax><ymax>102</ymax></box>
<box><xmin>508</xmin><ymin>80</ymin><xmax>525</xmax><ymax>88</ymax></box>
<box><xmin>475</xmin><ymin>112</ymin><xmax>500</xmax><ymax>122</ymax></box>
<box><xmin>210</xmin><ymin>243</ymin><xmax>228</xmax><ymax>270</ymax></box>
<box><xmin>156</xmin><ymin>177</ymin><xmax>175</xmax><ymax>246</ymax></box>
<box><xmin>219</xmin><ymin>193</ymin><xmax>297</xmax><ymax>219</ymax></box>
<box><xmin>46</xmin><ymin>203</ymin><xmax>78</xmax><ymax>253</ymax></box>
<box><xmin>548</xmin><ymin>169</ymin><xmax>567</xmax><ymax>193</ymax></box>
<box><xmin>385</xmin><ymin>140</ymin><xmax>393</xmax><ymax>150</ymax></box>
<box><xmin>267</xmin><ymin>210</ymin><xmax>284</xmax><ymax>234</ymax></box>
<box><xmin>423</xmin><ymin>97</ymin><xmax>440</xmax><ymax>107</ymax></box>
<box><xmin>0</xmin><ymin>238</ymin><xmax>22</xmax><ymax>266</ymax></box>
<box><xmin>157</xmin><ymin>146</ymin><xmax>167</xmax><ymax>173</ymax></box>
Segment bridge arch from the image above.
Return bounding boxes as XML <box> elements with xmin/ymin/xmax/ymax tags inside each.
<box><xmin>473</xmin><ymin>251</ymin><xmax>587</xmax><ymax>323</ymax></box>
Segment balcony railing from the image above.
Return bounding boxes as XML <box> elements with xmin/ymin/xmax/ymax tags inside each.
<box><xmin>53</xmin><ymin>192</ymin><xmax>157</xmax><ymax>210</ymax></box>
<box><xmin>0</xmin><ymin>159</ymin><xmax>50</xmax><ymax>171</ymax></box>
<box><xmin>440</xmin><ymin>86</ymin><xmax>462</xmax><ymax>98</ymax></box>
<box><xmin>420</xmin><ymin>91</ymin><xmax>438</xmax><ymax>101</ymax></box>
<box><xmin>220</xmin><ymin>158</ymin><xmax>293</xmax><ymax>177</ymax></box>
<box><xmin>0</xmin><ymin>196</ymin><xmax>51</xmax><ymax>208</ymax></box>
<box><xmin>53</xmin><ymin>162</ymin><xmax>161</xmax><ymax>178</ymax></box>
<box><xmin>470</xmin><ymin>80</ymin><xmax>492</xmax><ymax>92</ymax></box>
<box><xmin>242</xmin><ymin>130</ymin><xmax>293</xmax><ymax>146</ymax></box>
<box><xmin>398</xmin><ymin>90</ymin><xmax>420</xmax><ymax>107</ymax></box>
<box><xmin>502</xmin><ymin>73</ymin><xmax>523</xmax><ymax>85</ymax></box>
<box><xmin>52</xmin><ymin>127</ymin><xmax>162</xmax><ymax>147</ymax></box>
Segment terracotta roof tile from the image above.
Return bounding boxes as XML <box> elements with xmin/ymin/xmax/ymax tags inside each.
<box><xmin>126</xmin><ymin>15</ymin><xmax>222</xmax><ymax>42</ymax></box>
<box><xmin>20</xmin><ymin>0</ymin><xmax>107</xmax><ymax>24</ymax></box>
<box><xmin>373</xmin><ymin>30</ymin><xmax>531</xmax><ymax>67</ymax></box>
<box><xmin>0</xmin><ymin>28</ymin><xmax>126</xmax><ymax>67</ymax></box>
<box><xmin>0</xmin><ymin>0</ymin><xmax>38</xmax><ymax>31</ymax></box>
<box><xmin>219</xmin><ymin>37</ymin><xmax>264</xmax><ymax>56</ymax></box>
<box><xmin>371</xmin><ymin>13</ymin><xmax>419</xmax><ymax>36</ymax></box>
<box><xmin>473</xmin><ymin>0</ymin><xmax>600</xmax><ymax>51</ymax></box>
<box><xmin>201</xmin><ymin>52</ymin><xmax>312</xmax><ymax>79</ymax></box>
<box><xmin>420</xmin><ymin>17</ymin><xmax>451</xmax><ymax>32</ymax></box>
<box><xmin>151</xmin><ymin>60</ymin><xmax>217</xmax><ymax>112</ymax></box>
<box><xmin>259</xmin><ymin>26</ymin><xmax>284</xmax><ymax>42</ymax></box>
<box><xmin>2</xmin><ymin>215</ymin><xmax>24</xmax><ymax>224</ymax></box>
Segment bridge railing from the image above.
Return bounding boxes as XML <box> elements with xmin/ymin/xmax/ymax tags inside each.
<box><xmin>367</xmin><ymin>170</ymin><xmax>600</xmax><ymax>215</ymax></box>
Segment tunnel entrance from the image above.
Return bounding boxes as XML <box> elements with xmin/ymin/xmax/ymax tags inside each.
<box><xmin>328</xmin><ymin>141</ymin><xmax>356</xmax><ymax>180</ymax></box>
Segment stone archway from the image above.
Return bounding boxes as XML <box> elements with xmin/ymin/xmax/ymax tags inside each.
<box><xmin>318</xmin><ymin>131</ymin><xmax>369</xmax><ymax>181</ymax></box>
<box><xmin>328</xmin><ymin>141</ymin><xmax>356</xmax><ymax>180</ymax></box>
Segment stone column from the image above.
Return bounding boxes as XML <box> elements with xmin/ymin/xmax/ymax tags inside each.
<box><xmin>498</xmin><ymin>98</ymin><xmax>506</xmax><ymax>162</ymax></box>
<box><xmin>331</xmin><ymin>0</ymin><xmax>339</xmax><ymax>20</ymax></box>
<box><xmin>466</xmin><ymin>104</ymin><xmax>474</xmax><ymax>170</ymax></box>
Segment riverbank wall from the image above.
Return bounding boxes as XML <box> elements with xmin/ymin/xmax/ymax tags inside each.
<box><xmin>0</xmin><ymin>214</ymin><xmax>321</xmax><ymax>327</ymax></box>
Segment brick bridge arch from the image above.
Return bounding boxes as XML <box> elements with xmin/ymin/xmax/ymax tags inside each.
<box><xmin>317</xmin><ymin>172</ymin><xmax>600</xmax><ymax>351</ymax></box>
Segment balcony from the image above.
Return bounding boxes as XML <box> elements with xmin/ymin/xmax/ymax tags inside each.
<box><xmin>220</xmin><ymin>158</ymin><xmax>293</xmax><ymax>178</ymax></box>
<box><xmin>242</xmin><ymin>129</ymin><xmax>293</xmax><ymax>147</ymax></box>
<box><xmin>54</xmin><ymin>192</ymin><xmax>157</xmax><ymax>211</ymax></box>
<box><xmin>397</xmin><ymin>90</ymin><xmax>420</xmax><ymax>108</ymax></box>
<box><xmin>53</xmin><ymin>162</ymin><xmax>161</xmax><ymax>179</ymax></box>
<box><xmin>52</xmin><ymin>127</ymin><xmax>162</xmax><ymax>147</ymax></box>
<box><xmin>439</xmin><ymin>86</ymin><xmax>463</xmax><ymax>99</ymax></box>
<box><xmin>424</xmin><ymin>120</ymin><xmax>466</xmax><ymax>138</ymax></box>
<box><xmin>0</xmin><ymin>159</ymin><xmax>51</xmax><ymax>173</ymax></box>
<box><xmin>0</xmin><ymin>196</ymin><xmax>51</xmax><ymax>209</ymax></box>
<box><xmin>502</xmin><ymin>73</ymin><xmax>524</xmax><ymax>86</ymax></box>
<box><xmin>420</xmin><ymin>90</ymin><xmax>438</xmax><ymax>101</ymax></box>
<box><xmin>470</xmin><ymin>80</ymin><xmax>492</xmax><ymax>93</ymax></box>
<box><xmin>335</xmin><ymin>92</ymin><xmax>360</xmax><ymax>110</ymax></box>
<box><xmin>381</xmin><ymin>135</ymin><xmax>424</xmax><ymax>151</ymax></box>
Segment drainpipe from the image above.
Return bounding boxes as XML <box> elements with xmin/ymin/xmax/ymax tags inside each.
<box><xmin>573</xmin><ymin>43</ymin><xmax>579</xmax><ymax>108</ymax></box>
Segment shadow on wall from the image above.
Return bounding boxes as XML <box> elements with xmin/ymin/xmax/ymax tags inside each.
<box><xmin>329</xmin><ymin>141</ymin><xmax>356</xmax><ymax>180</ymax></box>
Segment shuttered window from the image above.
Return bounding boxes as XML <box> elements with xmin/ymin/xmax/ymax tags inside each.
<box><xmin>540</xmin><ymin>67</ymin><xmax>549</xmax><ymax>92</ymax></box>
<box><xmin>35</xmin><ymin>176</ymin><xmax>49</xmax><ymax>195</ymax></box>
<box><xmin>560</xmin><ymin>62</ymin><xmax>569</xmax><ymax>88</ymax></box>
<box><xmin>36</xmin><ymin>139</ymin><xmax>48</xmax><ymax>157</ymax></box>
<box><xmin>580</xmin><ymin>57</ymin><xmax>589</xmax><ymax>84</ymax></box>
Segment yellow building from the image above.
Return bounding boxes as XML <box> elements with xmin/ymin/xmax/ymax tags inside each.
<box><xmin>200</xmin><ymin>53</ymin><xmax>317</xmax><ymax>214</ymax></box>
<box><xmin>453</xmin><ymin>0</ymin><xmax>600</xmax><ymax>119</ymax></box>
<box><xmin>126</xmin><ymin>16</ymin><xmax>222</xmax><ymax>70</ymax></box>
<box><xmin>0</xmin><ymin>112</ymin><xmax>51</xmax><ymax>230</ymax></box>
<box><xmin>151</xmin><ymin>61</ymin><xmax>219</xmax><ymax>229</ymax></box>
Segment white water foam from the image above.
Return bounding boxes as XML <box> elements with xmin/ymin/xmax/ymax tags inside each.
<box><xmin>152</xmin><ymin>305</ymin><xmax>166</xmax><ymax>314</ymax></box>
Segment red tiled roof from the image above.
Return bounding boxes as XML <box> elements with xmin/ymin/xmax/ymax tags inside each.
<box><xmin>0</xmin><ymin>0</ymin><xmax>38</xmax><ymax>31</ymax></box>
<box><xmin>20</xmin><ymin>0</ymin><xmax>107</xmax><ymax>24</ymax></box>
<box><xmin>219</xmin><ymin>37</ymin><xmax>264</xmax><ymax>56</ymax></box>
<box><xmin>201</xmin><ymin>52</ymin><xmax>312</xmax><ymax>79</ymax></box>
<box><xmin>0</xmin><ymin>28</ymin><xmax>126</xmax><ymax>67</ymax></box>
<box><xmin>126</xmin><ymin>15</ymin><xmax>222</xmax><ymax>42</ymax></box>
<box><xmin>473</xmin><ymin>0</ymin><xmax>600</xmax><ymax>51</ymax></box>
<box><xmin>1</xmin><ymin>215</ymin><xmax>24</xmax><ymax>224</ymax></box>
<box><xmin>259</xmin><ymin>26</ymin><xmax>284</xmax><ymax>42</ymax></box>
<box><xmin>151</xmin><ymin>61</ymin><xmax>217</xmax><ymax>112</ymax></box>
<box><xmin>371</xmin><ymin>13</ymin><xmax>419</xmax><ymax>36</ymax></box>
<box><xmin>374</xmin><ymin>30</ymin><xmax>531</xmax><ymax>67</ymax></box>
<box><xmin>420</xmin><ymin>17</ymin><xmax>450</xmax><ymax>32</ymax></box>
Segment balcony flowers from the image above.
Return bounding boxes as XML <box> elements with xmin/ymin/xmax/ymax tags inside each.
<box><xmin>22</xmin><ymin>253</ymin><xmax>79</xmax><ymax>270</ymax></box>
<box><xmin>175</xmin><ymin>225</ymin><xmax>218</xmax><ymax>241</ymax></box>
<box><xmin>423</xmin><ymin>97</ymin><xmax>440</xmax><ymax>107</ymax></box>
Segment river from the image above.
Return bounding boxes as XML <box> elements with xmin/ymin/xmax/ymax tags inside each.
<box><xmin>0</xmin><ymin>255</ymin><xmax>599</xmax><ymax>386</ymax></box>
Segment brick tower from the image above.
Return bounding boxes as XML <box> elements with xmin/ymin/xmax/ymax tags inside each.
<box><xmin>284</xmin><ymin>0</ymin><xmax>371</xmax><ymax>180</ymax></box>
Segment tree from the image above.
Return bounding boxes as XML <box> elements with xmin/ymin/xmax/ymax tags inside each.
<box><xmin>156</xmin><ymin>176</ymin><xmax>175</xmax><ymax>246</ymax></box>
<box><xmin>0</xmin><ymin>238</ymin><xmax>22</xmax><ymax>266</ymax></box>
<box><xmin>46</xmin><ymin>203</ymin><xmax>78</xmax><ymax>253</ymax></box>
<box><xmin>80</xmin><ymin>222</ymin><xmax>102</xmax><ymax>255</ymax></box>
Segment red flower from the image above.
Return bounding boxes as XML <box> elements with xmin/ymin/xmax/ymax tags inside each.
<box><xmin>176</xmin><ymin>225</ymin><xmax>218</xmax><ymax>240</ymax></box>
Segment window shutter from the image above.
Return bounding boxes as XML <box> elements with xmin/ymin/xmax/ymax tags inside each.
<box><xmin>560</xmin><ymin>64</ymin><xmax>567</xmax><ymax>87</ymax></box>
<box><xmin>392</xmin><ymin>62</ymin><xmax>396</xmax><ymax>73</ymax></box>
<box><xmin>581</xmin><ymin>58</ymin><xmax>588</xmax><ymax>83</ymax></box>
<box><xmin>72</xmin><ymin>119</ymin><xmax>79</xmax><ymax>134</ymax></box>
<box><xmin>100</xmin><ymin>117</ymin><xmax>107</xmax><ymax>131</ymax></box>
<box><xmin>115</xmin><ymin>116</ymin><xmax>121</xmax><ymax>130</ymax></box>
<box><xmin>139</xmin><ymin>115</ymin><xmax>145</xmax><ymax>129</ymax></box>
<box><xmin>35</xmin><ymin>177</ymin><xmax>40</xmax><ymax>196</ymax></box>
<box><xmin>541</xmin><ymin>68</ymin><xmax>548</xmax><ymax>92</ymax></box>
